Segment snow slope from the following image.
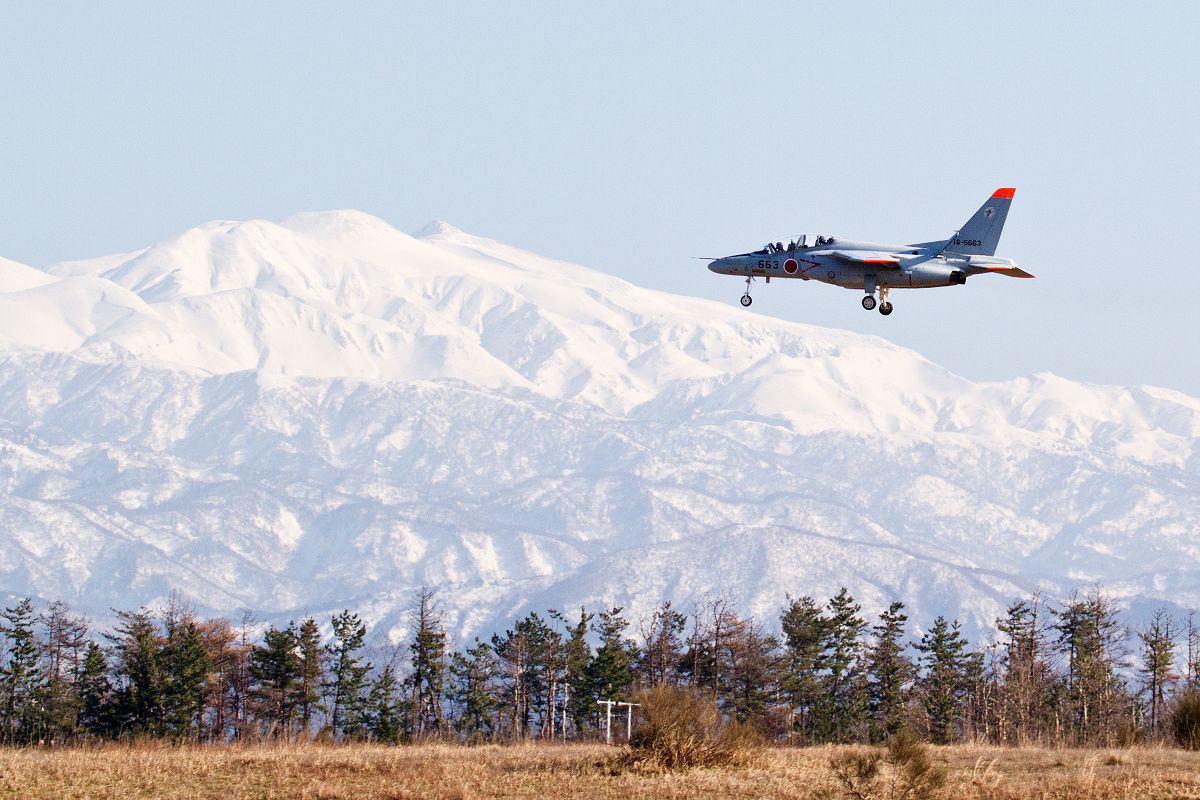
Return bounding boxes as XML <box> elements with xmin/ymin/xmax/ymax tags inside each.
<box><xmin>1</xmin><ymin>212</ymin><xmax>1197</xmax><ymax>641</ymax></box>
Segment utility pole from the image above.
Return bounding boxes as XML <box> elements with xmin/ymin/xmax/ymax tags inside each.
<box><xmin>618</xmin><ymin>701</ymin><xmax>641</xmax><ymax>742</ymax></box>
<box><xmin>598</xmin><ymin>699</ymin><xmax>617</xmax><ymax>744</ymax></box>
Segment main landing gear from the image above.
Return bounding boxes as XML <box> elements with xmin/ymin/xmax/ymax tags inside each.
<box><xmin>862</xmin><ymin>286</ymin><xmax>894</xmax><ymax>315</ymax></box>
<box><xmin>740</xmin><ymin>276</ymin><xmax>754</xmax><ymax>307</ymax></box>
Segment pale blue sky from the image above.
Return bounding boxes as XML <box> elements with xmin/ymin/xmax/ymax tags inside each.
<box><xmin>3</xmin><ymin>2</ymin><xmax>1199</xmax><ymax>394</ymax></box>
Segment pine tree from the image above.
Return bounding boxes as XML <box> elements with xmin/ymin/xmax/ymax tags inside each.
<box><xmin>1054</xmin><ymin>587</ymin><xmax>1133</xmax><ymax>744</ymax></box>
<box><xmin>994</xmin><ymin>595</ymin><xmax>1056</xmax><ymax>744</ymax></box>
<box><xmin>492</xmin><ymin>621</ymin><xmax>531</xmax><ymax>739</ymax></box>
<box><xmin>249</xmin><ymin>623</ymin><xmax>301</xmax><ymax>739</ymax></box>
<box><xmin>779</xmin><ymin>594</ymin><xmax>829</xmax><ymax>743</ymax></box>
<box><xmin>295</xmin><ymin>617</ymin><xmax>324</xmax><ymax>738</ymax></box>
<box><xmin>449</xmin><ymin>637</ymin><xmax>499</xmax><ymax>740</ymax></box>
<box><xmin>635</xmin><ymin>601</ymin><xmax>687</xmax><ymax>687</ymax></box>
<box><xmin>0</xmin><ymin>598</ymin><xmax>42</xmax><ymax>744</ymax></box>
<box><xmin>683</xmin><ymin>596</ymin><xmax>741</xmax><ymax>693</ymax></box>
<box><xmin>1187</xmin><ymin>610</ymin><xmax>1200</xmax><ymax>693</ymax></box>
<box><xmin>1138</xmin><ymin>606</ymin><xmax>1179</xmax><ymax>736</ymax></box>
<box><xmin>916</xmin><ymin>616</ymin><xmax>974</xmax><ymax>744</ymax></box>
<box><xmin>36</xmin><ymin>600</ymin><xmax>90</xmax><ymax>742</ymax></box>
<box><xmin>589</xmin><ymin>607</ymin><xmax>635</xmax><ymax>703</ymax></box>
<box><xmin>226</xmin><ymin>611</ymin><xmax>256</xmax><ymax>740</ymax></box>
<box><xmin>325</xmin><ymin>610</ymin><xmax>371</xmax><ymax>740</ymax></box>
<box><xmin>76</xmin><ymin>641</ymin><xmax>111</xmax><ymax>738</ymax></box>
<box><xmin>196</xmin><ymin>617</ymin><xmax>238</xmax><ymax>742</ymax></box>
<box><xmin>558</xmin><ymin>608</ymin><xmax>594</xmax><ymax>736</ymax></box>
<box><xmin>407</xmin><ymin>586</ymin><xmax>447</xmax><ymax>739</ymax></box>
<box><xmin>368</xmin><ymin>662</ymin><xmax>404</xmax><ymax>743</ymax></box>
<box><xmin>866</xmin><ymin>601</ymin><xmax>913</xmax><ymax>743</ymax></box>
<box><xmin>160</xmin><ymin>605</ymin><xmax>210</xmax><ymax>742</ymax></box>
<box><xmin>818</xmin><ymin>588</ymin><xmax>868</xmax><ymax>743</ymax></box>
<box><xmin>722</xmin><ymin>615</ymin><xmax>780</xmax><ymax>725</ymax></box>
<box><xmin>107</xmin><ymin>608</ymin><xmax>165</xmax><ymax>737</ymax></box>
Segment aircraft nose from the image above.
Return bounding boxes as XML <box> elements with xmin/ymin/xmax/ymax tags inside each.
<box><xmin>708</xmin><ymin>258</ymin><xmax>729</xmax><ymax>273</ymax></box>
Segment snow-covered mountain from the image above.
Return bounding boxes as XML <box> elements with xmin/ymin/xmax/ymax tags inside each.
<box><xmin>1</xmin><ymin>211</ymin><xmax>1198</xmax><ymax>643</ymax></box>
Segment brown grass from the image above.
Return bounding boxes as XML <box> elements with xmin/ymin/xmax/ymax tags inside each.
<box><xmin>1</xmin><ymin>741</ymin><xmax>1200</xmax><ymax>800</ymax></box>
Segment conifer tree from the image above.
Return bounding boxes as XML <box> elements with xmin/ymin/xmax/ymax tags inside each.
<box><xmin>558</xmin><ymin>607</ymin><xmax>594</xmax><ymax>735</ymax></box>
<box><xmin>107</xmin><ymin>608</ymin><xmax>165</xmax><ymax>737</ymax></box>
<box><xmin>866</xmin><ymin>601</ymin><xmax>913</xmax><ymax>742</ymax></box>
<box><xmin>368</xmin><ymin>662</ymin><xmax>404</xmax><ymax>743</ymax></box>
<box><xmin>160</xmin><ymin>606</ymin><xmax>210</xmax><ymax>741</ymax></box>
<box><xmin>226</xmin><ymin>611</ymin><xmax>256</xmax><ymax>740</ymax></box>
<box><xmin>36</xmin><ymin>600</ymin><xmax>90</xmax><ymax>742</ymax></box>
<box><xmin>995</xmin><ymin>595</ymin><xmax>1055</xmax><ymax>744</ymax></box>
<box><xmin>635</xmin><ymin>601</ymin><xmax>687</xmax><ymax>687</ymax></box>
<box><xmin>493</xmin><ymin>612</ymin><xmax>559</xmax><ymax>738</ymax></box>
<box><xmin>722</xmin><ymin>615</ymin><xmax>780</xmax><ymax>724</ymax></box>
<box><xmin>1138</xmin><ymin>606</ymin><xmax>1179</xmax><ymax>736</ymax></box>
<box><xmin>196</xmin><ymin>617</ymin><xmax>238</xmax><ymax>742</ymax></box>
<box><xmin>589</xmin><ymin>607</ymin><xmax>635</xmax><ymax>703</ymax></box>
<box><xmin>407</xmin><ymin>586</ymin><xmax>447</xmax><ymax>738</ymax></box>
<box><xmin>1187</xmin><ymin>610</ymin><xmax>1200</xmax><ymax>693</ymax></box>
<box><xmin>0</xmin><ymin>598</ymin><xmax>42</xmax><ymax>744</ymax></box>
<box><xmin>449</xmin><ymin>637</ymin><xmax>499</xmax><ymax>740</ymax></box>
<box><xmin>1054</xmin><ymin>588</ymin><xmax>1132</xmax><ymax>744</ymax></box>
<box><xmin>325</xmin><ymin>610</ymin><xmax>371</xmax><ymax>740</ymax></box>
<box><xmin>76</xmin><ymin>641</ymin><xmax>111</xmax><ymax>738</ymax></box>
<box><xmin>295</xmin><ymin>617</ymin><xmax>324</xmax><ymax>738</ymax></box>
<box><xmin>249</xmin><ymin>623</ymin><xmax>301</xmax><ymax>739</ymax></box>
<box><xmin>916</xmin><ymin>616</ymin><xmax>974</xmax><ymax>744</ymax></box>
<box><xmin>818</xmin><ymin>588</ymin><xmax>868</xmax><ymax>743</ymax></box>
<box><xmin>779</xmin><ymin>594</ymin><xmax>829</xmax><ymax>743</ymax></box>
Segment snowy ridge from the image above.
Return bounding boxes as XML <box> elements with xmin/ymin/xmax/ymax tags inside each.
<box><xmin>1</xmin><ymin>211</ymin><xmax>1198</xmax><ymax>642</ymax></box>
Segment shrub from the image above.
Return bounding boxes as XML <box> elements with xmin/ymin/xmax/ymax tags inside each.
<box><xmin>621</xmin><ymin>685</ymin><xmax>760</xmax><ymax>771</ymax></box>
<box><xmin>828</xmin><ymin>730</ymin><xmax>946</xmax><ymax>800</ymax></box>
<box><xmin>1173</xmin><ymin>691</ymin><xmax>1200</xmax><ymax>750</ymax></box>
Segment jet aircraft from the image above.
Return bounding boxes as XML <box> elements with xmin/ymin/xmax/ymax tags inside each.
<box><xmin>708</xmin><ymin>188</ymin><xmax>1032</xmax><ymax>315</ymax></box>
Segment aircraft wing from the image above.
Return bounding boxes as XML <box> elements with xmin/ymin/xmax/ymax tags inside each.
<box><xmin>826</xmin><ymin>250</ymin><xmax>903</xmax><ymax>268</ymax></box>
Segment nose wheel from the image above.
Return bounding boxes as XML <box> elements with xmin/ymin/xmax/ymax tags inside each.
<box><xmin>740</xmin><ymin>276</ymin><xmax>754</xmax><ymax>307</ymax></box>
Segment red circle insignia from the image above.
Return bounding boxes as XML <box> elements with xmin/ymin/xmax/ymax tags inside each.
<box><xmin>784</xmin><ymin>259</ymin><xmax>798</xmax><ymax>274</ymax></box>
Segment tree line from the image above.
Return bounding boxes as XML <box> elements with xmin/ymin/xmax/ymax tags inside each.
<box><xmin>2</xmin><ymin>584</ymin><xmax>1199</xmax><ymax>747</ymax></box>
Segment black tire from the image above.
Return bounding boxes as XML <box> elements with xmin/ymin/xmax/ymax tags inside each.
<box><xmin>879</xmin><ymin>302</ymin><xmax>893</xmax><ymax>316</ymax></box>
<box><xmin>861</xmin><ymin>295</ymin><xmax>877</xmax><ymax>311</ymax></box>
<box><xmin>740</xmin><ymin>294</ymin><xmax>752</xmax><ymax>307</ymax></box>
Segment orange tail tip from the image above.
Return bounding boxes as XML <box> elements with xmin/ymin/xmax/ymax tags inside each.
<box><xmin>992</xmin><ymin>187</ymin><xmax>1016</xmax><ymax>199</ymax></box>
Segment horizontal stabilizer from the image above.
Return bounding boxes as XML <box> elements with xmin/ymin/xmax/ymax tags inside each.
<box><xmin>986</xmin><ymin>265</ymin><xmax>1035</xmax><ymax>278</ymax></box>
<box><xmin>966</xmin><ymin>254</ymin><xmax>1033</xmax><ymax>278</ymax></box>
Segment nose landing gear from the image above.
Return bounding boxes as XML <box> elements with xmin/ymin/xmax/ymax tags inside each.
<box><xmin>740</xmin><ymin>276</ymin><xmax>754</xmax><ymax>307</ymax></box>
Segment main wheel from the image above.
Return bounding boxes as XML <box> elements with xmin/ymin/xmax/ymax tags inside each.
<box><xmin>879</xmin><ymin>301</ymin><xmax>893</xmax><ymax>316</ymax></box>
<box><xmin>740</xmin><ymin>294</ymin><xmax>752</xmax><ymax>307</ymax></box>
<box><xmin>861</xmin><ymin>295</ymin><xmax>877</xmax><ymax>311</ymax></box>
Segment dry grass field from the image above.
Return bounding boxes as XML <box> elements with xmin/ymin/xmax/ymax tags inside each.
<box><xmin>2</xmin><ymin>741</ymin><xmax>1200</xmax><ymax>800</ymax></box>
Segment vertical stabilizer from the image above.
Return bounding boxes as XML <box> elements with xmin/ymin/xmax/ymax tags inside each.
<box><xmin>944</xmin><ymin>188</ymin><xmax>1014</xmax><ymax>256</ymax></box>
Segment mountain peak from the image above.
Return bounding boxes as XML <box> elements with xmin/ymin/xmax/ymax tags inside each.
<box><xmin>414</xmin><ymin>220</ymin><xmax>463</xmax><ymax>239</ymax></box>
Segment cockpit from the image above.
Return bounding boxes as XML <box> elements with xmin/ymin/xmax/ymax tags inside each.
<box><xmin>752</xmin><ymin>234</ymin><xmax>834</xmax><ymax>255</ymax></box>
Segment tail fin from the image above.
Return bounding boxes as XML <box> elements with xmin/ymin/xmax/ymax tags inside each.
<box><xmin>943</xmin><ymin>188</ymin><xmax>1014</xmax><ymax>256</ymax></box>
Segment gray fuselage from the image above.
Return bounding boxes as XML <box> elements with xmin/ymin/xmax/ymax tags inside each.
<box><xmin>707</xmin><ymin>238</ymin><xmax>973</xmax><ymax>290</ymax></box>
